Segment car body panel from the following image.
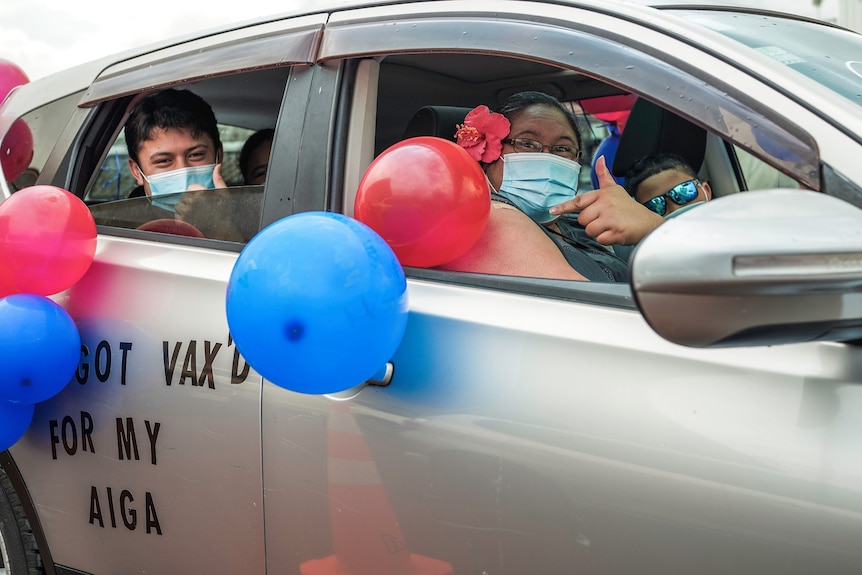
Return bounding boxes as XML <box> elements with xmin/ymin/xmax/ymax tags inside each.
<box><xmin>264</xmin><ymin>278</ymin><xmax>862</xmax><ymax>573</ymax></box>
<box><xmin>9</xmin><ymin>237</ymin><xmax>265</xmax><ymax>574</ymax></box>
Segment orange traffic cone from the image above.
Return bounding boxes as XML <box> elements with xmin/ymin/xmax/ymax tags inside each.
<box><xmin>300</xmin><ymin>401</ymin><xmax>453</xmax><ymax>575</ymax></box>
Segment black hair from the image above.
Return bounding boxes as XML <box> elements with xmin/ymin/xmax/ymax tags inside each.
<box><xmin>124</xmin><ymin>88</ymin><xmax>221</xmax><ymax>165</ymax></box>
<box><xmin>239</xmin><ymin>128</ymin><xmax>274</xmax><ymax>183</ymax></box>
<box><xmin>624</xmin><ymin>152</ymin><xmax>697</xmax><ymax>197</ymax></box>
<box><xmin>495</xmin><ymin>91</ymin><xmax>583</xmax><ymax>158</ymax></box>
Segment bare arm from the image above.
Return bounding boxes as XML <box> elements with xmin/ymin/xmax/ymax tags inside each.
<box><xmin>438</xmin><ymin>202</ymin><xmax>589</xmax><ymax>281</ymax></box>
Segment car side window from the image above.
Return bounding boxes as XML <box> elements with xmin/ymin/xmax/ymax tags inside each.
<box><xmin>348</xmin><ymin>49</ymin><xmax>816</xmax><ymax>288</ymax></box>
<box><xmin>81</xmin><ymin>68</ymin><xmax>289</xmax><ymax>243</ymax></box>
<box><xmin>2</xmin><ymin>92</ymin><xmax>83</xmax><ymax>193</ymax></box>
<box><xmin>735</xmin><ymin>146</ymin><xmax>801</xmax><ymax>191</ymax></box>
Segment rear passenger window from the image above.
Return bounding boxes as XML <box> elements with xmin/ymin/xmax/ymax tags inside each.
<box><xmin>4</xmin><ymin>92</ymin><xmax>82</xmax><ymax>193</ymax></box>
<box><xmin>81</xmin><ymin>68</ymin><xmax>288</xmax><ymax>243</ymax></box>
<box><xmin>735</xmin><ymin>146</ymin><xmax>801</xmax><ymax>190</ymax></box>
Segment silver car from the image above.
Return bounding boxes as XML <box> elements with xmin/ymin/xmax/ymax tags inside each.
<box><xmin>2</xmin><ymin>1</ymin><xmax>862</xmax><ymax>574</ymax></box>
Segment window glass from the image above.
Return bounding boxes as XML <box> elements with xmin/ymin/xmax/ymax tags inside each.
<box><xmin>735</xmin><ymin>146</ymin><xmax>801</xmax><ymax>190</ymax></box>
<box><xmin>4</xmin><ymin>92</ymin><xmax>82</xmax><ymax>192</ymax></box>
<box><xmin>678</xmin><ymin>10</ymin><xmax>862</xmax><ymax>111</ymax></box>
<box><xmin>83</xmin><ymin>68</ymin><xmax>287</xmax><ymax>243</ymax></box>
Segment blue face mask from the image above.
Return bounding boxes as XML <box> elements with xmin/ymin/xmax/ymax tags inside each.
<box><xmin>497</xmin><ymin>153</ymin><xmax>581</xmax><ymax>224</ymax></box>
<box><xmin>140</xmin><ymin>164</ymin><xmax>216</xmax><ymax>212</ymax></box>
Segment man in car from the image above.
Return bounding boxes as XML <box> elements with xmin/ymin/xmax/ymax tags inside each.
<box><xmin>125</xmin><ymin>88</ymin><xmax>246</xmax><ymax>241</ymax></box>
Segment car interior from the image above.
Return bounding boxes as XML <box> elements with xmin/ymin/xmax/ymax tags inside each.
<box><xmin>82</xmin><ymin>67</ymin><xmax>290</xmax><ymax>240</ymax></box>
<box><xmin>82</xmin><ymin>51</ymin><xmax>801</xmax><ymax>248</ymax></box>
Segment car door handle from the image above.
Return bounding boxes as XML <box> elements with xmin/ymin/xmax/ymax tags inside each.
<box><xmin>366</xmin><ymin>362</ymin><xmax>394</xmax><ymax>387</ymax></box>
<box><xmin>325</xmin><ymin>362</ymin><xmax>394</xmax><ymax>400</ymax></box>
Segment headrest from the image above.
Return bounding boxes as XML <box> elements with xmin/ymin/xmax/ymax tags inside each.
<box><xmin>403</xmin><ymin>106</ymin><xmax>472</xmax><ymax>141</ymax></box>
<box><xmin>612</xmin><ymin>98</ymin><xmax>706</xmax><ymax>178</ymax></box>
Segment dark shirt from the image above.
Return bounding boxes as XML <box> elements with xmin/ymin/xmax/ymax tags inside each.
<box><xmin>491</xmin><ymin>193</ymin><xmax>630</xmax><ymax>282</ymax></box>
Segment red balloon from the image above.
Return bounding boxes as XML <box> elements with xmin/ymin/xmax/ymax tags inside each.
<box><xmin>0</xmin><ymin>60</ymin><xmax>29</xmax><ymax>104</ymax></box>
<box><xmin>0</xmin><ymin>186</ymin><xmax>97</xmax><ymax>296</ymax></box>
<box><xmin>354</xmin><ymin>137</ymin><xmax>489</xmax><ymax>267</ymax></box>
<box><xmin>137</xmin><ymin>218</ymin><xmax>205</xmax><ymax>237</ymax></box>
<box><xmin>1</xmin><ymin>118</ymin><xmax>34</xmax><ymax>182</ymax></box>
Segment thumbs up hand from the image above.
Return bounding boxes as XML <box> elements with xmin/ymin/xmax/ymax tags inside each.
<box><xmin>550</xmin><ymin>156</ymin><xmax>664</xmax><ymax>246</ymax></box>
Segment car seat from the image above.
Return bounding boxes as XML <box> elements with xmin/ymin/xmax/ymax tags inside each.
<box><xmin>611</xmin><ymin>98</ymin><xmax>707</xmax><ymax>189</ymax></box>
<box><xmin>590</xmin><ymin>122</ymin><xmax>624</xmax><ymax>188</ymax></box>
<box><xmin>402</xmin><ymin>106</ymin><xmax>472</xmax><ymax>141</ymax></box>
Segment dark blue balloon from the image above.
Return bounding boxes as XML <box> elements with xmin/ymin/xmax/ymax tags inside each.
<box><xmin>226</xmin><ymin>212</ymin><xmax>408</xmax><ymax>394</ymax></box>
<box><xmin>0</xmin><ymin>400</ymin><xmax>35</xmax><ymax>451</ymax></box>
<box><xmin>0</xmin><ymin>294</ymin><xmax>81</xmax><ymax>404</ymax></box>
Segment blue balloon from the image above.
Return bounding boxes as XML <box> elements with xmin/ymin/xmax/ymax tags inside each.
<box><xmin>0</xmin><ymin>400</ymin><xmax>35</xmax><ymax>451</ymax></box>
<box><xmin>0</xmin><ymin>294</ymin><xmax>81</xmax><ymax>404</ymax></box>
<box><xmin>590</xmin><ymin>123</ymin><xmax>625</xmax><ymax>189</ymax></box>
<box><xmin>226</xmin><ymin>212</ymin><xmax>408</xmax><ymax>394</ymax></box>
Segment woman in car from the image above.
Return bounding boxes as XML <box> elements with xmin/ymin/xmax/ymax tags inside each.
<box><xmin>442</xmin><ymin>91</ymin><xmax>630</xmax><ymax>282</ymax></box>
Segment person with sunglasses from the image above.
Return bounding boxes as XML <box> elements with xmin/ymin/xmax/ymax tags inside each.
<box><xmin>626</xmin><ymin>152</ymin><xmax>711</xmax><ymax>218</ymax></box>
<box><xmin>442</xmin><ymin>91</ymin><xmax>631</xmax><ymax>282</ymax></box>
<box><xmin>549</xmin><ymin>152</ymin><xmax>710</xmax><ymax>247</ymax></box>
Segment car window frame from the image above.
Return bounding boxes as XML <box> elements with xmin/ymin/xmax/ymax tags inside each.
<box><xmin>313</xmin><ymin>1</ymin><xmax>833</xmax><ymax>304</ymax></box>
<box><xmin>54</xmin><ymin>17</ymin><xmax>329</xmax><ymax>249</ymax></box>
<box><xmin>79</xmin><ymin>15</ymin><xmax>326</xmax><ymax>106</ymax></box>
<box><xmin>322</xmin><ymin>1</ymin><xmax>820</xmax><ymax>188</ymax></box>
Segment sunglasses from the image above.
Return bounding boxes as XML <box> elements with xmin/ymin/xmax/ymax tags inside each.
<box><xmin>641</xmin><ymin>179</ymin><xmax>702</xmax><ymax>216</ymax></box>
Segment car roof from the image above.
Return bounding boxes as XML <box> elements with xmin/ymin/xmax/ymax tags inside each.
<box><xmin>5</xmin><ymin>0</ymin><xmax>830</xmax><ymax>111</ymax></box>
<box><xmin>69</xmin><ymin>0</ymin><xmax>821</xmax><ymax>72</ymax></box>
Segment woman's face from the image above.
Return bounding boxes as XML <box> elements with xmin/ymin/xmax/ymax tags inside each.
<box><xmin>485</xmin><ymin>104</ymin><xmax>579</xmax><ymax>192</ymax></box>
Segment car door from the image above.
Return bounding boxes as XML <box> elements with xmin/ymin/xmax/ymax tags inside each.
<box><xmin>259</xmin><ymin>2</ymin><xmax>862</xmax><ymax>575</ymax></box>
<box><xmin>3</xmin><ymin>15</ymin><xmax>326</xmax><ymax>575</ymax></box>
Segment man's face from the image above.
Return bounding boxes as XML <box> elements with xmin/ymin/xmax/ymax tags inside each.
<box><xmin>129</xmin><ymin>128</ymin><xmax>218</xmax><ymax>196</ymax></box>
<box><xmin>246</xmin><ymin>139</ymin><xmax>272</xmax><ymax>186</ymax></box>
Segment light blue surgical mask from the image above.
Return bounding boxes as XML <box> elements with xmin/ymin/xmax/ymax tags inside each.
<box><xmin>140</xmin><ymin>164</ymin><xmax>216</xmax><ymax>212</ymax></box>
<box><xmin>497</xmin><ymin>153</ymin><xmax>581</xmax><ymax>224</ymax></box>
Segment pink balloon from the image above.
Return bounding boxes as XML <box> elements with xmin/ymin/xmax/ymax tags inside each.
<box><xmin>0</xmin><ymin>186</ymin><xmax>97</xmax><ymax>296</ymax></box>
<box><xmin>137</xmin><ymin>218</ymin><xmax>205</xmax><ymax>237</ymax></box>
<box><xmin>1</xmin><ymin>118</ymin><xmax>34</xmax><ymax>182</ymax></box>
<box><xmin>354</xmin><ymin>137</ymin><xmax>490</xmax><ymax>268</ymax></box>
<box><xmin>0</xmin><ymin>60</ymin><xmax>29</xmax><ymax>104</ymax></box>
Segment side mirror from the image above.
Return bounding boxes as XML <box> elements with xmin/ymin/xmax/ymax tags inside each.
<box><xmin>631</xmin><ymin>190</ymin><xmax>862</xmax><ymax>347</ymax></box>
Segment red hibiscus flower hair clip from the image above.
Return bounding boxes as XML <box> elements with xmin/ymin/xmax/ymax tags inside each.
<box><xmin>454</xmin><ymin>105</ymin><xmax>510</xmax><ymax>163</ymax></box>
